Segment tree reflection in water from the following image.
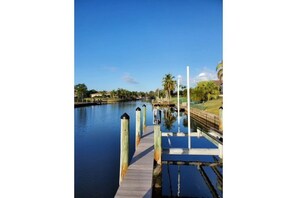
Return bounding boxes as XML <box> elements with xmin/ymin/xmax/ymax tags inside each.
<box><xmin>163</xmin><ymin>107</ymin><xmax>177</xmax><ymax>131</ymax></box>
<box><xmin>182</xmin><ymin>114</ymin><xmax>209</xmax><ymax>132</ymax></box>
<box><xmin>183</xmin><ymin>116</ymin><xmax>188</xmax><ymax>127</ymax></box>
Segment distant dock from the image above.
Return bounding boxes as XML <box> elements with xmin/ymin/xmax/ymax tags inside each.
<box><xmin>74</xmin><ymin>101</ymin><xmax>106</xmax><ymax>108</ymax></box>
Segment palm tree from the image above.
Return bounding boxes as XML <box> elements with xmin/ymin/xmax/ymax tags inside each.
<box><xmin>216</xmin><ymin>60</ymin><xmax>223</xmax><ymax>94</ymax></box>
<box><xmin>216</xmin><ymin>61</ymin><xmax>223</xmax><ymax>82</ymax></box>
<box><xmin>162</xmin><ymin>74</ymin><xmax>176</xmax><ymax>102</ymax></box>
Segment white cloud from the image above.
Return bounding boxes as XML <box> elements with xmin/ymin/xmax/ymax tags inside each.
<box><xmin>194</xmin><ymin>69</ymin><xmax>218</xmax><ymax>83</ymax></box>
<box><xmin>198</xmin><ymin>72</ymin><xmax>206</xmax><ymax>77</ymax></box>
<box><xmin>122</xmin><ymin>73</ymin><xmax>139</xmax><ymax>84</ymax></box>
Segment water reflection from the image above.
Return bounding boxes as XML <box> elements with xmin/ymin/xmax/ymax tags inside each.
<box><xmin>163</xmin><ymin>108</ymin><xmax>177</xmax><ymax>131</ymax></box>
<box><xmin>78</xmin><ymin>107</ymin><xmax>87</xmax><ymax>125</ymax></box>
<box><xmin>76</xmin><ymin>107</ymin><xmax>88</xmax><ymax>134</ymax></box>
<box><xmin>158</xmin><ymin>106</ymin><xmax>223</xmax><ymax>197</ymax></box>
<box><xmin>182</xmin><ymin>116</ymin><xmax>188</xmax><ymax>128</ymax></box>
<box><xmin>75</xmin><ymin>101</ymin><xmax>153</xmax><ymax>198</ymax></box>
<box><xmin>182</xmin><ymin>115</ymin><xmax>211</xmax><ymax>133</ymax></box>
<box><xmin>75</xmin><ymin>102</ymin><xmax>222</xmax><ymax>198</ymax></box>
<box><xmin>162</xmin><ymin>159</ymin><xmax>223</xmax><ymax>197</ymax></box>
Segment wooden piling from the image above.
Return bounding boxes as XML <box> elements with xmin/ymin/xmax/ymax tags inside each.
<box><xmin>219</xmin><ymin>106</ymin><xmax>223</xmax><ymax>132</ymax></box>
<box><xmin>142</xmin><ymin>104</ymin><xmax>146</xmax><ymax>133</ymax></box>
<box><xmin>153</xmin><ymin>164</ymin><xmax>162</xmax><ymax>193</ymax></box>
<box><xmin>154</xmin><ymin>124</ymin><xmax>161</xmax><ymax>165</ymax></box>
<box><xmin>153</xmin><ymin>124</ymin><xmax>162</xmax><ymax>194</ymax></box>
<box><xmin>119</xmin><ymin>113</ymin><xmax>130</xmax><ymax>185</ymax></box>
<box><xmin>135</xmin><ymin>107</ymin><xmax>141</xmax><ymax>148</ymax></box>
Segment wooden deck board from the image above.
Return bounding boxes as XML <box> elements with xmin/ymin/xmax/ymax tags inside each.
<box><xmin>115</xmin><ymin>125</ymin><xmax>155</xmax><ymax>198</ymax></box>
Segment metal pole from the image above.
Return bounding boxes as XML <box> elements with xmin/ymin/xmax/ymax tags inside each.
<box><xmin>142</xmin><ymin>104</ymin><xmax>146</xmax><ymax>132</ymax></box>
<box><xmin>187</xmin><ymin>66</ymin><xmax>191</xmax><ymax>149</ymax></box>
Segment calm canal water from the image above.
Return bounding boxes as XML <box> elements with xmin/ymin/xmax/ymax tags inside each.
<box><xmin>75</xmin><ymin>101</ymin><xmax>222</xmax><ymax>198</ymax></box>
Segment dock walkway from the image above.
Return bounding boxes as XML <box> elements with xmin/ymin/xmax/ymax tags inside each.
<box><xmin>115</xmin><ymin>125</ymin><xmax>155</xmax><ymax>198</ymax></box>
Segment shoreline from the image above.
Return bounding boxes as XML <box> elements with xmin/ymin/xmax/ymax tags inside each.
<box><xmin>74</xmin><ymin>99</ymin><xmax>147</xmax><ymax>108</ymax></box>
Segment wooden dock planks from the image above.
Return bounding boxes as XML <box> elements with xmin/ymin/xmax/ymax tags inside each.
<box><xmin>115</xmin><ymin>125</ymin><xmax>155</xmax><ymax>198</ymax></box>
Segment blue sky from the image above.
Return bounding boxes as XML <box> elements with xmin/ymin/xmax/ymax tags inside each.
<box><xmin>75</xmin><ymin>0</ymin><xmax>222</xmax><ymax>92</ymax></box>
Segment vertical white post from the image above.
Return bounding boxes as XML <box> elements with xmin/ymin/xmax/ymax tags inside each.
<box><xmin>187</xmin><ymin>66</ymin><xmax>191</xmax><ymax>149</ymax></box>
<box><xmin>177</xmin><ymin>75</ymin><xmax>181</xmax><ymax>132</ymax></box>
<box><xmin>135</xmin><ymin>107</ymin><xmax>141</xmax><ymax>149</ymax></box>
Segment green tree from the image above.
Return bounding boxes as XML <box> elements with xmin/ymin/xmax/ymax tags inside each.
<box><xmin>117</xmin><ymin>88</ymin><xmax>123</xmax><ymax>99</ymax></box>
<box><xmin>110</xmin><ymin>90</ymin><xmax>117</xmax><ymax>98</ymax></box>
<box><xmin>154</xmin><ymin>88</ymin><xmax>166</xmax><ymax>100</ymax></box>
<box><xmin>75</xmin><ymin>83</ymin><xmax>88</xmax><ymax>102</ymax></box>
<box><xmin>86</xmin><ymin>89</ymin><xmax>97</xmax><ymax>98</ymax></box>
<box><xmin>139</xmin><ymin>91</ymin><xmax>146</xmax><ymax>98</ymax></box>
<box><xmin>148</xmin><ymin>91</ymin><xmax>155</xmax><ymax>100</ymax></box>
<box><xmin>162</xmin><ymin>74</ymin><xmax>176</xmax><ymax>102</ymax></box>
<box><xmin>180</xmin><ymin>85</ymin><xmax>187</xmax><ymax>96</ymax></box>
<box><xmin>101</xmin><ymin>90</ymin><xmax>107</xmax><ymax>98</ymax></box>
<box><xmin>193</xmin><ymin>81</ymin><xmax>220</xmax><ymax>102</ymax></box>
<box><xmin>116</xmin><ymin>88</ymin><xmax>131</xmax><ymax>99</ymax></box>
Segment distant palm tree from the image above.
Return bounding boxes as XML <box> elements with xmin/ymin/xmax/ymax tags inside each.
<box><xmin>162</xmin><ymin>74</ymin><xmax>176</xmax><ymax>102</ymax></box>
<box><xmin>216</xmin><ymin>61</ymin><xmax>223</xmax><ymax>82</ymax></box>
<box><xmin>216</xmin><ymin>61</ymin><xmax>223</xmax><ymax>94</ymax></box>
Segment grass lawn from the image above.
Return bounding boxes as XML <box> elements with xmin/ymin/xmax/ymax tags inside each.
<box><xmin>172</xmin><ymin>96</ymin><xmax>223</xmax><ymax>115</ymax></box>
<box><xmin>198</xmin><ymin>97</ymin><xmax>223</xmax><ymax>115</ymax></box>
<box><xmin>171</xmin><ymin>97</ymin><xmax>187</xmax><ymax>103</ymax></box>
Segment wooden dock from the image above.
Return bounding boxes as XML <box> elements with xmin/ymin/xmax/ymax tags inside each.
<box><xmin>114</xmin><ymin>103</ymin><xmax>223</xmax><ymax>197</ymax></box>
<box><xmin>185</xmin><ymin>108</ymin><xmax>222</xmax><ymax>134</ymax></box>
<box><xmin>152</xmin><ymin>101</ymin><xmax>175</xmax><ymax>107</ymax></box>
<box><xmin>115</xmin><ymin>125</ymin><xmax>155</xmax><ymax>198</ymax></box>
